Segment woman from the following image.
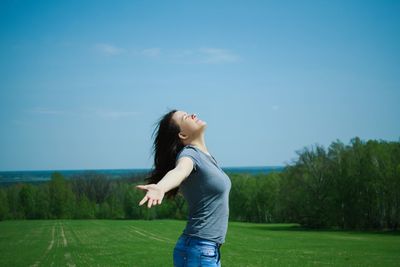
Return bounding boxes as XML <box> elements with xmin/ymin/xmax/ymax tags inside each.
<box><xmin>136</xmin><ymin>109</ymin><xmax>231</xmax><ymax>267</ymax></box>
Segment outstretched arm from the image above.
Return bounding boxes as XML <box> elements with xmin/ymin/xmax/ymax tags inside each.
<box><xmin>135</xmin><ymin>157</ymin><xmax>194</xmax><ymax>208</ymax></box>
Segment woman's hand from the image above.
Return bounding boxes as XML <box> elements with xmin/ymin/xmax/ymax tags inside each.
<box><xmin>135</xmin><ymin>184</ymin><xmax>165</xmax><ymax>208</ymax></box>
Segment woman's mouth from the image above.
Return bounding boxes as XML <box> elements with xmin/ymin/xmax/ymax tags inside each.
<box><xmin>191</xmin><ymin>114</ymin><xmax>202</xmax><ymax>123</ymax></box>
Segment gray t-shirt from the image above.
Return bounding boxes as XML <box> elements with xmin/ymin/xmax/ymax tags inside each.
<box><xmin>176</xmin><ymin>144</ymin><xmax>232</xmax><ymax>244</ymax></box>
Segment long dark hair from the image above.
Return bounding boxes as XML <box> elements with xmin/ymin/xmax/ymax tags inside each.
<box><xmin>144</xmin><ymin>109</ymin><xmax>184</xmax><ymax>199</ymax></box>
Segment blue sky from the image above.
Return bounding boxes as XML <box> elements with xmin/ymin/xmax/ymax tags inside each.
<box><xmin>0</xmin><ymin>1</ymin><xmax>399</xmax><ymax>171</ymax></box>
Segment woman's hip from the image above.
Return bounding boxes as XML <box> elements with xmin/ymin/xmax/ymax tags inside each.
<box><xmin>173</xmin><ymin>234</ymin><xmax>222</xmax><ymax>267</ymax></box>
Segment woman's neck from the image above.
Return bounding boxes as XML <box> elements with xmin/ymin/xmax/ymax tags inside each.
<box><xmin>191</xmin><ymin>143</ymin><xmax>210</xmax><ymax>155</ymax></box>
<box><xmin>188</xmin><ymin>135</ymin><xmax>209</xmax><ymax>155</ymax></box>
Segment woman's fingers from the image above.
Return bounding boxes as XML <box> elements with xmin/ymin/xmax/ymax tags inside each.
<box><xmin>136</xmin><ymin>184</ymin><xmax>163</xmax><ymax>208</ymax></box>
<box><xmin>147</xmin><ymin>198</ymin><xmax>160</xmax><ymax>208</ymax></box>
<box><xmin>139</xmin><ymin>195</ymin><xmax>154</xmax><ymax>208</ymax></box>
<box><xmin>148</xmin><ymin>198</ymin><xmax>154</xmax><ymax>208</ymax></box>
<box><xmin>136</xmin><ymin>185</ymin><xmax>147</xmax><ymax>191</ymax></box>
<box><xmin>139</xmin><ymin>195</ymin><xmax>148</xmax><ymax>206</ymax></box>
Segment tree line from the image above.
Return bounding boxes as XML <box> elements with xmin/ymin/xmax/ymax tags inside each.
<box><xmin>0</xmin><ymin>137</ymin><xmax>398</xmax><ymax>230</ymax></box>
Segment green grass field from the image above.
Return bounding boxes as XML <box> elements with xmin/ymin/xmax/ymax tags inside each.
<box><xmin>0</xmin><ymin>219</ymin><xmax>399</xmax><ymax>267</ymax></box>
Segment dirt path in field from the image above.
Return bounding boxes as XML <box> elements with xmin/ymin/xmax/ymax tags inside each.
<box><xmin>66</xmin><ymin>223</ymin><xmax>92</xmax><ymax>266</ymax></box>
<box><xmin>30</xmin><ymin>223</ymin><xmax>56</xmax><ymax>267</ymax></box>
<box><xmin>59</xmin><ymin>222</ymin><xmax>76</xmax><ymax>267</ymax></box>
<box><xmin>130</xmin><ymin>225</ymin><xmax>175</xmax><ymax>244</ymax></box>
<box><xmin>30</xmin><ymin>222</ymin><xmax>76</xmax><ymax>267</ymax></box>
<box><xmin>60</xmin><ymin>222</ymin><xmax>68</xmax><ymax>247</ymax></box>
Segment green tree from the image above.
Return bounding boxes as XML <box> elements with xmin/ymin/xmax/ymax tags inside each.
<box><xmin>34</xmin><ymin>185</ymin><xmax>50</xmax><ymax>219</ymax></box>
<box><xmin>7</xmin><ymin>185</ymin><xmax>23</xmax><ymax>219</ymax></box>
<box><xmin>18</xmin><ymin>184</ymin><xmax>35</xmax><ymax>219</ymax></box>
<box><xmin>105</xmin><ymin>183</ymin><xmax>125</xmax><ymax>219</ymax></box>
<box><xmin>48</xmin><ymin>172</ymin><xmax>75</xmax><ymax>219</ymax></box>
<box><xmin>124</xmin><ymin>184</ymin><xmax>143</xmax><ymax>219</ymax></box>
<box><xmin>0</xmin><ymin>188</ymin><xmax>9</xmax><ymax>220</ymax></box>
<box><xmin>74</xmin><ymin>195</ymin><xmax>95</xmax><ymax>219</ymax></box>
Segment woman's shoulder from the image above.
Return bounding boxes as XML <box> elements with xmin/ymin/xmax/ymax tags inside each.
<box><xmin>180</xmin><ymin>145</ymin><xmax>199</xmax><ymax>154</ymax></box>
<box><xmin>176</xmin><ymin>145</ymin><xmax>201</xmax><ymax>169</ymax></box>
<box><xmin>177</xmin><ymin>145</ymin><xmax>199</xmax><ymax>157</ymax></box>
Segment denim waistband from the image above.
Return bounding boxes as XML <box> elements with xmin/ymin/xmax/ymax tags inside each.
<box><xmin>181</xmin><ymin>233</ymin><xmax>222</xmax><ymax>248</ymax></box>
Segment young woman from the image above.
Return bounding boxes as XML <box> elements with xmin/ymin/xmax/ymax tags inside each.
<box><xmin>136</xmin><ymin>109</ymin><xmax>231</xmax><ymax>267</ymax></box>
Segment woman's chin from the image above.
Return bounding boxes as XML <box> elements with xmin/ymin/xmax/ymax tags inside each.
<box><xmin>199</xmin><ymin>121</ymin><xmax>207</xmax><ymax>128</ymax></box>
<box><xmin>197</xmin><ymin>122</ymin><xmax>207</xmax><ymax>132</ymax></box>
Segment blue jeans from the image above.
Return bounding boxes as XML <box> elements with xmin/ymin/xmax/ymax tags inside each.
<box><xmin>173</xmin><ymin>234</ymin><xmax>222</xmax><ymax>267</ymax></box>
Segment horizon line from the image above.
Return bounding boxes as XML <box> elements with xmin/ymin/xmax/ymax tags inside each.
<box><xmin>0</xmin><ymin>165</ymin><xmax>286</xmax><ymax>173</ymax></box>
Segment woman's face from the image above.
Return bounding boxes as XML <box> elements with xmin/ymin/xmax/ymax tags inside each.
<box><xmin>172</xmin><ymin>110</ymin><xmax>207</xmax><ymax>143</ymax></box>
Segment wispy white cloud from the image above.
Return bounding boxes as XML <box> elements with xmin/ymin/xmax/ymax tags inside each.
<box><xmin>170</xmin><ymin>47</ymin><xmax>240</xmax><ymax>64</ymax></box>
<box><xmin>94</xmin><ymin>43</ymin><xmax>124</xmax><ymax>56</ymax></box>
<box><xmin>140</xmin><ymin>48</ymin><xmax>161</xmax><ymax>58</ymax></box>
<box><xmin>92</xmin><ymin>44</ymin><xmax>239</xmax><ymax>63</ymax></box>
<box><xmin>179</xmin><ymin>49</ymin><xmax>195</xmax><ymax>56</ymax></box>
<box><xmin>198</xmin><ymin>48</ymin><xmax>240</xmax><ymax>64</ymax></box>
<box><xmin>27</xmin><ymin>107</ymin><xmax>140</xmax><ymax>120</ymax></box>
<box><xmin>91</xmin><ymin>108</ymin><xmax>140</xmax><ymax>119</ymax></box>
<box><xmin>27</xmin><ymin>107</ymin><xmax>70</xmax><ymax>115</ymax></box>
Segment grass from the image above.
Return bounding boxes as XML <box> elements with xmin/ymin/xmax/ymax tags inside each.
<box><xmin>0</xmin><ymin>219</ymin><xmax>399</xmax><ymax>266</ymax></box>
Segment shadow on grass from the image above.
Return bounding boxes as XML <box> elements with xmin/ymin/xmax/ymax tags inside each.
<box><xmin>232</xmin><ymin>222</ymin><xmax>400</xmax><ymax>236</ymax></box>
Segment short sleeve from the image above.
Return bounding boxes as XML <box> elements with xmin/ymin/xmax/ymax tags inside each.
<box><xmin>176</xmin><ymin>146</ymin><xmax>199</xmax><ymax>171</ymax></box>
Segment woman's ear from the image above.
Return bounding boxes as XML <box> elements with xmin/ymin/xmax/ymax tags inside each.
<box><xmin>178</xmin><ymin>132</ymin><xmax>188</xmax><ymax>141</ymax></box>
